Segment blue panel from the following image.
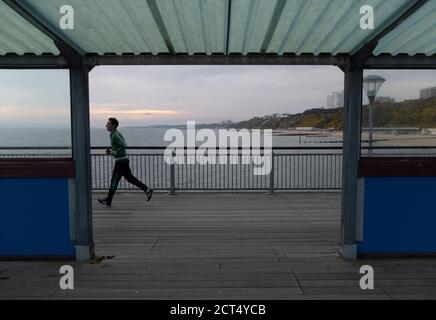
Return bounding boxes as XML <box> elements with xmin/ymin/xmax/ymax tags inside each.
<box><xmin>358</xmin><ymin>177</ymin><xmax>436</xmax><ymax>254</ymax></box>
<box><xmin>0</xmin><ymin>178</ymin><xmax>75</xmax><ymax>257</ymax></box>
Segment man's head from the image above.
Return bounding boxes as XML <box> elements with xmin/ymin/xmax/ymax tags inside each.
<box><xmin>106</xmin><ymin>117</ymin><xmax>119</xmax><ymax>132</ymax></box>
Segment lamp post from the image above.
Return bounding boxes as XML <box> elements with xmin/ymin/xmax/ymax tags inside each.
<box><xmin>363</xmin><ymin>75</ymin><xmax>385</xmax><ymax>155</ymax></box>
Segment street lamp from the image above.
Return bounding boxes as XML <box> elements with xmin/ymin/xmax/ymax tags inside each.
<box><xmin>363</xmin><ymin>75</ymin><xmax>385</xmax><ymax>155</ymax></box>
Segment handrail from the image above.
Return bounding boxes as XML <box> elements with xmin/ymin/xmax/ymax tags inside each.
<box><xmin>2</xmin><ymin>146</ymin><xmax>436</xmax><ymax>150</ymax></box>
<box><xmin>0</xmin><ymin>146</ymin><xmax>71</xmax><ymax>150</ymax></box>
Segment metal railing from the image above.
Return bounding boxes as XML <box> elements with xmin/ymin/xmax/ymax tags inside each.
<box><xmin>89</xmin><ymin>147</ymin><xmax>343</xmax><ymax>192</ymax></box>
<box><xmin>3</xmin><ymin>146</ymin><xmax>436</xmax><ymax>192</ymax></box>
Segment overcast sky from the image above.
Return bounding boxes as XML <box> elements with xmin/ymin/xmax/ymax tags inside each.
<box><xmin>0</xmin><ymin>66</ymin><xmax>435</xmax><ymax>128</ymax></box>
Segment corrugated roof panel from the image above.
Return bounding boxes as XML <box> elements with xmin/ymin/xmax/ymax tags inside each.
<box><xmin>260</xmin><ymin>0</ymin><xmax>366</xmax><ymax>55</ymax></box>
<box><xmin>23</xmin><ymin>0</ymin><xmax>229</xmax><ymax>55</ymax></box>
<box><xmin>153</xmin><ymin>0</ymin><xmax>191</xmax><ymax>53</ymax></box>
<box><xmin>293</xmin><ymin>0</ymin><xmax>356</xmax><ymax>55</ymax></box>
<box><xmin>228</xmin><ymin>0</ymin><xmax>277</xmax><ymax>54</ymax></box>
<box><xmin>329</xmin><ymin>0</ymin><xmax>412</xmax><ymax>55</ymax></box>
<box><xmin>153</xmin><ymin>0</ymin><xmax>228</xmax><ymax>54</ymax></box>
<box><xmin>374</xmin><ymin>0</ymin><xmax>436</xmax><ymax>56</ymax></box>
<box><xmin>244</xmin><ymin>0</ymin><xmax>420</xmax><ymax>56</ymax></box>
<box><xmin>155</xmin><ymin>0</ymin><xmax>204</xmax><ymax>54</ymax></box>
<box><xmin>204</xmin><ymin>0</ymin><xmax>228</xmax><ymax>53</ymax></box>
<box><xmin>260</xmin><ymin>0</ymin><xmax>305</xmax><ymax>54</ymax></box>
<box><xmin>1</xmin><ymin>0</ymin><xmax>435</xmax><ymax>57</ymax></box>
<box><xmin>281</xmin><ymin>0</ymin><xmax>332</xmax><ymax>55</ymax></box>
<box><xmin>228</xmin><ymin>0</ymin><xmax>254</xmax><ymax>53</ymax></box>
<box><xmin>22</xmin><ymin>0</ymin><xmax>169</xmax><ymax>55</ymax></box>
<box><xmin>0</xmin><ymin>1</ymin><xmax>59</xmax><ymax>55</ymax></box>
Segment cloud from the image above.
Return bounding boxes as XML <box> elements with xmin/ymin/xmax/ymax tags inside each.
<box><xmin>2</xmin><ymin>66</ymin><xmax>434</xmax><ymax>128</ymax></box>
<box><xmin>0</xmin><ymin>105</ymin><xmax>69</xmax><ymax>119</ymax></box>
<box><xmin>90</xmin><ymin>104</ymin><xmax>188</xmax><ymax>126</ymax></box>
<box><xmin>0</xmin><ymin>104</ymin><xmax>70</xmax><ymax>128</ymax></box>
<box><xmin>93</xmin><ymin>109</ymin><xmax>182</xmax><ymax>116</ymax></box>
<box><xmin>90</xmin><ymin>103</ymin><xmax>186</xmax><ymax>118</ymax></box>
<box><xmin>89</xmin><ymin>65</ymin><xmax>344</xmax><ymax>125</ymax></box>
<box><xmin>0</xmin><ymin>105</ymin><xmax>13</xmax><ymax>115</ymax></box>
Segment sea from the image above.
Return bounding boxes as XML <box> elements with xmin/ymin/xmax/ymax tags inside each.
<box><xmin>0</xmin><ymin>127</ymin><xmax>342</xmax><ymax>151</ymax></box>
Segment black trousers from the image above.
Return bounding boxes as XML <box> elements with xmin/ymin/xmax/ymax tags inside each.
<box><xmin>106</xmin><ymin>159</ymin><xmax>148</xmax><ymax>202</ymax></box>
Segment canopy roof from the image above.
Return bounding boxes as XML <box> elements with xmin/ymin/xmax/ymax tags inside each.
<box><xmin>0</xmin><ymin>0</ymin><xmax>435</xmax><ymax>66</ymax></box>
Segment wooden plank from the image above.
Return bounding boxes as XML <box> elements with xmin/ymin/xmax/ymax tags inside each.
<box><xmin>1</xmin><ymin>192</ymin><xmax>436</xmax><ymax>299</ymax></box>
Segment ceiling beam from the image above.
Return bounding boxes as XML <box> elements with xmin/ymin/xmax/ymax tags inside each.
<box><xmin>85</xmin><ymin>54</ymin><xmax>348</xmax><ymax>66</ymax></box>
<box><xmin>260</xmin><ymin>0</ymin><xmax>287</xmax><ymax>54</ymax></box>
<box><xmin>0</xmin><ymin>55</ymin><xmax>68</xmax><ymax>68</ymax></box>
<box><xmin>225</xmin><ymin>0</ymin><xmax>232</xmax><ymax>55</ymax></box>
<box><xmin>146</xmin><ymin>0</ymin><xmax>176</xmax><ymax>54</ymax></box>
<box><xmin>1</xmin><ymin>54</ymin><xmax>434</xmax><ymax>69</ymax></box>
<box><xmin>365</xmin><ymin>55</ymin><xmax>436</xmax><ymax>69</ymax></box>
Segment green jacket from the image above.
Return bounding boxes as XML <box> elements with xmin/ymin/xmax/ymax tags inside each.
<box><xmin>110</xmin><ymin>130</ymin><xmax>128</xmax><ymax>160</ymax></box>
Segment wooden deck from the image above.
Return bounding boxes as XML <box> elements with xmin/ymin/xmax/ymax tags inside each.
<box><xmin>1</xmin><ymin>192</ymin><xmax>436</xmax><ymax>299</ymax></box>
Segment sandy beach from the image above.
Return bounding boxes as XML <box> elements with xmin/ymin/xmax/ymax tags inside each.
<box><xmin>273</xmin><ymin>129</ymin><xmax>436</xmax><ymax>147</ymax></box>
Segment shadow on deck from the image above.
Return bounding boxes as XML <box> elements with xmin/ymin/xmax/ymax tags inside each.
<box><xmin>1</xmin><ymin>192</ymin><xmax>436</xmax><ymax>299</ymax></box>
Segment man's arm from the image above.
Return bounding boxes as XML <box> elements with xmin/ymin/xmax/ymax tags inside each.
<box><xmin>110</xmin><ymin>133</ymin><xmax>126</xmax><ymax>157</ymax></box>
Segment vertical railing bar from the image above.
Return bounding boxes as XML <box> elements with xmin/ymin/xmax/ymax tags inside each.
<box><xmin>103</xmin><ymin>154</ymin><xmax>106</xmax><ymax>190</ymax></box>
<box><xmin>306</xmin><ymin>154</ymin><xmax>308</xmax><ymax>190</ymax></box>
<box><xmin>330</xmin><ymin>153</ymin><xmax>333</xmax><ymax>189</ymax></box>
<box><xmin>239</xmin><ymin>152</ymin><xmax>241</xmax><ymax>190</ymax></box>
<box><xmin>311</xmin><ymin>154</ymin><xmax>314</xmax><ymax>190</ymax></box>
<box><xmin>294</xmin><ymin>153</ymin><xmax>297</xmax><ymax>190</ymax></box>
<box><xmin>94</xmin><ymin>154</ymin><xmax>97</xmax><ymax>190</ymax></box>
<box><xmin>290</xmin><ymin>154</ymin><xmax>293</xmax><ymax>190</ymax></box>
<box><xmin>300</xmin><ymin>154</ymin><xmax>302</xmax><ymax>190</ymax></box>
<box><xmin>269</xmin><ymin>152</ymin><xmax>274</xmax><ymax>193</ymax></box>
<box><xmin>170</xmin><ymin>151</ymin><xmax>175</xmax><ymax>195</ymax></box>
<box><xmin>229</xmin><ymin>152</ymin><xmax>231</xmax><ymax>190</ymax></box>
<box><xmin>317</xmin><ymin>154</ymin><xmax>321</xmax><ymax>190</ymax></box>
<box><xmin>297</xmin><ymin>154</ymin><xmax>299</xmax><ymax>190</ymax></box>
<box><xmin>277</xmin><ymin>154</ymin><xmax>285</xmax><ymax>188</ymax></box>
<box><xmin>97</xmin><ymin>154</ymin><xmax>100</xmax><ymax>190</ymax></box>
<box><xmin>159</xmin><ymin>153</ymin><xmax>162</xmax><ymax>190</ymax></box>
<box><xmin>152</xmin><ymin>155</ymin><xmax>155</xmax><ymax>191</ymax></box>
<box><xmin>304</xmin><ymin>153</ymin><xmax>310</xmax><ymax>190</ymax></box>
<box><xmin>323</xmin><ymin>154</ymin><xmax>326</xmax><ymax>189</ymax></box>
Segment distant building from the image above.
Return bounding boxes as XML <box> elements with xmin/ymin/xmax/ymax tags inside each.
<box><xmin>334</xmin><ymin>91</ymin><xmax>344</xmax><ymax>108</ymax></box>
<box><xmin>327</xmin><ymin>95</ymin><xmax>334</xmax><ymax>108</ymax></box>
<box><xmin>327</xmin><ymin>91</ymin><xmax>344</xmax><ymax>108</ymax></box>
<box><xmin>375</xmin><ymin>96</ymin><xmax>395</xmax><ymax>103</ymax></box>
<box><xmin>420</xmin><ymin>87</ymin><xmax>436</xmax><ymax>99</ymax></box>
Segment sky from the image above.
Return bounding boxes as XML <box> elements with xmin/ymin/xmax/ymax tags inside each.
<box><xmin>0</xmin><ymin>66</ymin><xmax>435</xmax><ymax>128</ymax></box>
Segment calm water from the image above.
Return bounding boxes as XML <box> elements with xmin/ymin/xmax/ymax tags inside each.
<box><xmin>0</xmin><ymin>127</ymin><xmax>341</xmax><ymax>149</ymax></box>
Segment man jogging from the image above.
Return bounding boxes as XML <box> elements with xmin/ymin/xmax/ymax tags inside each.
<box><xmin>98</xmin><ymin>117</ymin><xmax>153</xmax><ymax>206</ymax></box>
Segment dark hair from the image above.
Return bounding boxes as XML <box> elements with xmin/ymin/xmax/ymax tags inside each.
<box><xmin>108</xmin><ymin>117</ymin><xmax>119</xmax><ymax>128</ymax></box>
